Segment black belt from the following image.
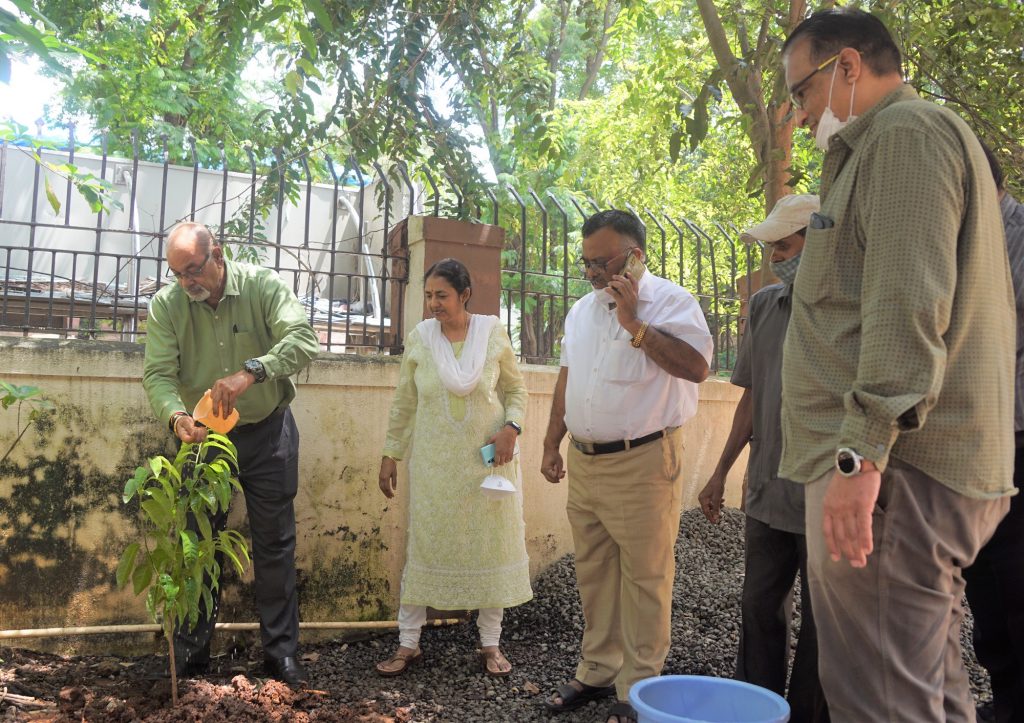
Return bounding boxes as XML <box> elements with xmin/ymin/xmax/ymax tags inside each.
<box><xmin>571</xmin><ymin>429</ymin><xmax>666</xmax><ymax>456</ymax></box>
<box><xmin>230</xmin><ymin>406</ymin><xmax>286</xmax><ymax>434</ymax></box>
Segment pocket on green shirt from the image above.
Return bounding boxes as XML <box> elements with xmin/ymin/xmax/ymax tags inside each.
<box><xmin>233</xmin><ymin>329</ymin><xmax>265</xmax><ymax>360</ymax></box>
<box><xmin>794</xmin><ymin>225</ymin><xmax>842</xmax><ymax>305</ymax></box>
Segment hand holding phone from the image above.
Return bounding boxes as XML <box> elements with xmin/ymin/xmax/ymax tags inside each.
<box><xmin>623</xmin><ymin>251</ymin><xmax>645</xmax><ymax>280</ymax></box>
<box><xmin>480</xmin><ymin>443</ymin><xmax>496</xmax><ymax>467</ymax></box>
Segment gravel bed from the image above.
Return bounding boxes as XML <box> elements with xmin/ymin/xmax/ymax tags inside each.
<box><xmin>4</xmin><ymin>507</ymin><xmax>987</xmax><ymax>720</ymax></box>
<box><xmin>310</xmin><ymin>507</ymin><xmax>991</xmax><ymax>721</ymax></box>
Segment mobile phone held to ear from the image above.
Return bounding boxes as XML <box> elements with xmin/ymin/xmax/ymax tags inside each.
<box><xmin>480</xmin><ymin>443</ymin><xmax>496</xmax><ymax>466</ymax></box>
<box><xmin>624</xmin><ymin>251</ymin><xmax>645</xmax><ymax>280</ymax></box>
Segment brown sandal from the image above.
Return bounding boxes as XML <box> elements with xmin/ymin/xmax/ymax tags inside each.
<box><xmin>375</xmin><ymin>647</ymin><xmax>422</xmax><ymax>677</ymax></box>
<box><xmin>479</xmin><ymin>647</ymin><xmax>512</xmax><ymax>677</ymax></box>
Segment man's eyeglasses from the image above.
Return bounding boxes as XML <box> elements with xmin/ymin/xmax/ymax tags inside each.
<box><xmin>576</xmin><ymin>248</ymin><xmax>633</xmax><ymax>274</ymax></box>
<box><xmin>789</xmin><ymin>53</ymin><xmax>840</xmax><ymax>110</ymax></box>
<box><xmin>166</xmin><ymin>252</ymin><xmax>211</xmax><ymax>280</ymax></box>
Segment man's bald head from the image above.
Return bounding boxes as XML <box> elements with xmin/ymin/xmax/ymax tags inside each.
<box><xmin>167</xmin><ymin>222</ymin><xmax>216</xmax><ymax>256</ymax></box>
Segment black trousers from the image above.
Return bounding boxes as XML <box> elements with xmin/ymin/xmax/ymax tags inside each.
<box><xmin>736</xmin><ymin>516</ymin><xmax>829</xmax><ymax>723</ymax></box>
<box><xmin>175</xmin><ymin>407</ymin><xmax>301</xmax><ymax>667</ymax></box>
<box><xmin>964</xmin><ymin>441</ymin><xmax>1024</xmax><ymax>723</ymax></box>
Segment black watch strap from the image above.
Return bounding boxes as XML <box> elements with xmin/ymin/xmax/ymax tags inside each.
<box><xmin>504</xmin><ymin>421</ymin><xmax>522</xmax><ymax>434</ymax></box>
<box><xmin>244</xmin><ymin>358</ymin><xmax>267</xmax><ymax>384</ymax></box>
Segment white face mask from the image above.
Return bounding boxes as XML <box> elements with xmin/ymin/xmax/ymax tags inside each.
<box><xmin>815</xmin><ymin>65</ymin><xmax>857</xmax><ymax>151</ymax></box>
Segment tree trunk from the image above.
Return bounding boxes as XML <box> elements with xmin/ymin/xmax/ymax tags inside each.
<box><xmin>695</xmin><ymin>0</ymin><xmax>807</xmax><ymax>213</ymax></box>
<box><xmin>765</xmin><ymin>100</ymin><xmax>796</xmax><ymax>210</ymax></box>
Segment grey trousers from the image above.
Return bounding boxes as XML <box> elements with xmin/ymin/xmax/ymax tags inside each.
<box><xmin>805</xmin><ymin>460</ymin><xmax>1008</xmax><ymax>723</ymax></box>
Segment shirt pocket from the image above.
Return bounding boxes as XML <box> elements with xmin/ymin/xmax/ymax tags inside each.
<box><xmin>792</xmin><ymin>224</ymin><xmax>841</xmax><ymax>305</ymax></box>
<box><xmin>603</xmin><ymin>339</ymin><xmax>653</xmax><ymax>384</ymax></box>
<box><xmin>232</xmin><ymin>329</ymin><xmax>265</xmax><ymax>361</ymax></box>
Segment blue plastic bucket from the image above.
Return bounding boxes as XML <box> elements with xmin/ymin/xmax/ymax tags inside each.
<box><xmin>629</xmin><ymin>675</ymin><xmax>790</xmax><ymax>723</ymax></box>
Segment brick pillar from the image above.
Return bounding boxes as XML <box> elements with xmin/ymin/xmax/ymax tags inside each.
<box><xmin>392</xmin><ymin>216</ymin><xmax>505</xmax><ymax>347</ymax></box>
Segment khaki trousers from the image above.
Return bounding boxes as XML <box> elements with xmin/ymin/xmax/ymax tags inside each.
<box><xmin>805</xmin><ymin>460</ymin><xmax>1009</xmax><ymax>722</ymax></box>
<box><xmin>566</xmin><ymin>427</ymin><xmax>684</xmax><ymax>700</ymax></box>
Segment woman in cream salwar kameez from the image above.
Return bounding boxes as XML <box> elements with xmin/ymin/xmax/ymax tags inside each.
<box><xmin>377</xmin><ymin>258</ymin><xmax>532</xmax><ymax>677</ymax></box>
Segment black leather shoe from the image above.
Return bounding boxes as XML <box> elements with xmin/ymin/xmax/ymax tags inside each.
<box><xmin>263</xmin><ymin>655</ymin><xmax>308</xmax><ymax>687</ymax></box>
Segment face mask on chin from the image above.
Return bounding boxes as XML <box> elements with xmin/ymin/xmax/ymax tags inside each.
<box><xmin>769</xmin><ymin>252</ymin><xmax>802</xmax><ymax>285</ymax></box>
<box><xmin>815</xmin><ymin>65</ymin><xmax>857</xmax><ymax>151</ymax></box>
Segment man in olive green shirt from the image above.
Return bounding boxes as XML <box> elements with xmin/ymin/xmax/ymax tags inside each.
<box><xmin>780</xmin><ymin>10</ymin><xmax>1014</xmax><ymax>721</ymax></box>
<box><xmin>143</xmin><ymin>222</ymin><xmax>319</xmax><ymax>686</ymax></box>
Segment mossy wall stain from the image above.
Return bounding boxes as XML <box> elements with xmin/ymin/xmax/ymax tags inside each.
<box><xmin>0</xmin><ymin>339</ymin><xmax>585</xmax><ymax>655</ymax></box>
<box><xmin>0</xmin><ymin>402</ymin><xmax>170</xmax><ymax>624</ymax></box>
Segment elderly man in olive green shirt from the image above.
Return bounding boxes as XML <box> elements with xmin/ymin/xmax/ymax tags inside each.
<box><xmin>780</xmin><ymin>10</ymin><xmax>1014</xmax><ymax>722</ymax></box>
<box><xmin>143</xmin><ymin>222</ymin><xmax>319</xmax><ymax>686</ymax></box>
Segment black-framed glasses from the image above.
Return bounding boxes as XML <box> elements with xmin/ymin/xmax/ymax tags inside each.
<box><xmin>166</xmin><ymin>252</ymin><xmax>211</xmax><ymax>280</ymax></box>
<box><xmin>789</xmin><ymin>53</ymin><xmax>839</xmax><ymax>109</ymax></box>
<box><xmin>575</xmin><ymin>248</ymin><xmax>632</xmax><ymax>274</ymax></box>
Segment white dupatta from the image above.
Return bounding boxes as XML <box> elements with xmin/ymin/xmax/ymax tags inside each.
<box><xmin>417</xmin><ymin>314</ymin><xmax>500</xmax><ymax>397</ymax></box>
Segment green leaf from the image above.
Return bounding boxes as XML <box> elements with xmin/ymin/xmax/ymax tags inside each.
<box><xmin>141</xmin><ymin>496</ymin><xmax>172</xmax><ymax>530</ymax></box>
<box><xmin>196</xmin><ymin>512</ymin><xmax>213</xmax><ymax>542</ymax></box>
<box><xmin>203</xmin><ymin>435</ymin><xmax>238</xmax><ymax>466</ymax></box>
<box><xmin>296</xmin><ymin>25</ymin><xmax>317</xmax><ymax>60</ymax></box>
<box><xmin>296</xmin><ymin>57</ymin><xmax>321</xmax><ymax>80</ymax></box>
<box><xmin>132</xmin><ymin>561</ymin><xmax>153</xmax><ymax>596</ymax></box>
<box><xmin>201</xmin><ymin>585</ymin><xmax>214</xmax><ymax>618</ymax></box>
<box><xmin>304</xmin><ymin>0</ymin><xmax>334</xmax><ymax>33</ymax></box>
<box><xmin>116</xmin><ymin>543</ymin><xmax>140</xmax><ymax>589</ymax></box>
<box><xmin>159</xmin><ymin>573</ymin><xmax>179</xmax><ymax>604</ymax></box>
<box><xmin>43</xmin><ymin>176</ymin><xmax>60</xmax><ymax>215</ymax></box>
<box><xmin>123</xmin><ymin>465</ymin><xmax>149</xmax><ymax>502</ymax></box>
<box><xmin>260</xmin><ymin>4</ymin><xmax>291</xmax><ymax>25</ymax></box>
<box><xmin>180</xmin><ymin>529</ymin><xmax>199</xmax><ymax>566</ymax></box>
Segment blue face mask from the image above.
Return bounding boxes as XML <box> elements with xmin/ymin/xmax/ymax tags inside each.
<box><xmin>770</xmin><ymin>252</ymin><xmax>802</xmax><ymax>285</ymax></box>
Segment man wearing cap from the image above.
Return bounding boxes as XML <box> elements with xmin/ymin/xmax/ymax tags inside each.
<box><xmin>780</xmin><ymin>10</ymin><xmax>1013</xmax><ymax>720</ymax></box>
<box><xmin>143</xmin><ymin>222</ymin><xmax>319</xmax><ymax>686</ymax></box>
<box><xmin>541</xmin><ymin>210</ymin><xmax>713</xmax><ymax>723</ymax></box>
<box><xmin>699</xmin><ymin>194</ymin><xmax>828</xmax><ymax>723</ymax></box>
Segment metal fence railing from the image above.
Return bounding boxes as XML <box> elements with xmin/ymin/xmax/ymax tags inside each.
<box><xmin>0</xmin><ymin>129</ymin><xmax>765</xmax><ymax>370</ymax></box>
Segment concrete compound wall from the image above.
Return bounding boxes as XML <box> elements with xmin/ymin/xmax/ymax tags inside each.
<box><xmin>0</xmin><ymin>338</ymin><xmax>746</xmax><ymax>654</ymax></box>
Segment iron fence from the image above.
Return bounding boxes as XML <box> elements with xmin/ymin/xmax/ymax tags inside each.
<box><xmin>0</xmin><ymin>129</ymin><xmax>765</xmax><ymax>370</ymax></box>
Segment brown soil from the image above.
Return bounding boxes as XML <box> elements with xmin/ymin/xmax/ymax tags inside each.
<box><xmin>0</xmin><ymin>648</ymin><xmax>405</xmax><ymax>722</ymax></box>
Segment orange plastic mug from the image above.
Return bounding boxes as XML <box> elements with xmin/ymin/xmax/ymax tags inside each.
<box><xmin>192</xmin><ymin>389</ymin><xmax>240</xmax><ymax>434</ymax></box>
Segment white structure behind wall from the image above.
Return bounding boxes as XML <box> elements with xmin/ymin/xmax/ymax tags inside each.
<box><xmin>0</xmin><ymin>144</ymin><xmax>426</xmax><ymax>318</ymax></box>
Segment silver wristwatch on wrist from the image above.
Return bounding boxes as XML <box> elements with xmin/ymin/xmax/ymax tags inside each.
<box><xmin>835</xmin><ymin>447</ymin><xmax>865</xmax><ymax>477</ymax></box>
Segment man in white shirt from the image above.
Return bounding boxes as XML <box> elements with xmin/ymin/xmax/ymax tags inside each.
<box><xmin>541</xmin><ymin>210</ymin><xmax>713</xmax><ymax>723</ymax></box>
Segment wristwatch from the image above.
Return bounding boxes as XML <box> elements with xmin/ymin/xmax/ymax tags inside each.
<box><xmin>243</xmin><ymin>358</ymin><xmax>267</xmax><ymax>384</ymax></box>
<box><xmin>504</xmin><ymin>421</ymin><xmax>522</xmax><ymax>435</ymax></box>
<box><xmin>835</xmin><ymin>447</ymin><xmax>865</xmax><ymax>477</ymax></box>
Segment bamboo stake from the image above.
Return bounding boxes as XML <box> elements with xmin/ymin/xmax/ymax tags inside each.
<box><xmin>0</xmin><ymin>618</ymin><xmax>464</xmax><ymax>640</ymax></box>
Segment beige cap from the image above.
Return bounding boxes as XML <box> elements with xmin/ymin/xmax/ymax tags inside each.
<box><xmin>741</xmin><ymin>194</ymin><xmax>820</xmax><ymax>243</ymax></box>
